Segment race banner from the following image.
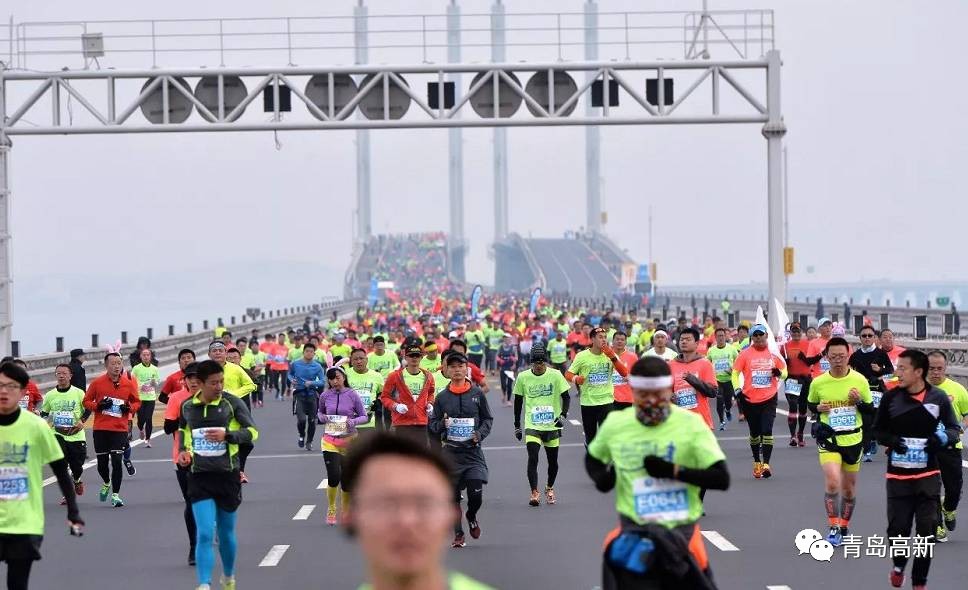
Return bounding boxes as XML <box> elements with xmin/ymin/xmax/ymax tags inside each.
<box><xmin>529</xmin><ymin>287</ymin><xmax>542</xmax><ymax>315</ymax></box>
<box><xmin>470</xmin><ymin>284</ymin><xmax>483</xmax><ymax>318</ymax></box>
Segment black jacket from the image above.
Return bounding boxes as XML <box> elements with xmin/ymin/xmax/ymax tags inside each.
<box><xmin>68</xmin><ymin>359</ymin><xmax>87</xmax><ymax>391</ymax></box>
<box><xmin>873</xmin><ymin>385</ymin><xmax>961</xmax><ymax>478</ymax></box>
<box><xmin>428</xmin><ymin>383</ymin><xmax>493</xmax><ymax>449</ymax></box>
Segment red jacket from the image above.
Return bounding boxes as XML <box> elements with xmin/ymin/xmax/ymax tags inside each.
<box><xmin>83</xmin><ymin>373</ymin><xmax>142</xmax><ymax>432</ymax></box>
<box><xmin>381</xmin><ymin>368</ymin><xmax>436</xmax><ymax>427</ymax></box>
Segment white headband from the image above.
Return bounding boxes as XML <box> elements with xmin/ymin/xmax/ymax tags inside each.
<box><xmin>629</xmin><ymin>375</ymin><xmax>673</xmax><ymax>389</ymax></box>
<box><xmin>654</xmin><ymin>330</ymin><xmax>668</xmax><ymax>339</ymax></box>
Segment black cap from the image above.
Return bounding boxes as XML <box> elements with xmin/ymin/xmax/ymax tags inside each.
<box><xmin>405</xmin><ymin>344</ymin><xmax>423</xmax><ymax>356</ymax></box>
<box><xmin>445</xmin><ymin>352</ymin><xmax>468</xmax><ymax>366</ymax></box>
<box><xmin>69</xmin><ymin>348</ymin><xmax>85</xmax><ymax>359</ymax></box>
<box><xmin>530</xmin><ymin>343</ymin><xmax>548</xmax><ymax>363</ymax></box>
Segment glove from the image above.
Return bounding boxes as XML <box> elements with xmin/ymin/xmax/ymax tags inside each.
<box><xmin>119</xmin><ymin>403</ymin><xmax>131</xmax><ymax>415</ymax></box>
<box><xmin>928</xmin><ymin>431</ymin><xmax>949</xmax><ymax>451</ymax></box>
<box><xmin>771</xmin><ymin>368</ymin><xmax>783</xmax><ymax>378</ymax></box>
<box><xmin>395</xmin><ymin>403</ymin><xmax>408</xmax><ymax>415</ymax></box>
<box><xmin>683</xmin><ymin>373</ymin><xmax>701</xmax><ymax>388</ymax></box>
<box><xmin>601</xmin><ymin>344</ymin><xmax>617</xmax><ymax>359</ymax></box>
<box><xmin>97</xmin><ymin>398</ymin><xmax>113</xmax><ymax>411</ymax></box>
<box><xmin>642</xmin><ymin>455</ymin><xmax>676</xmax><ymax>479</ymax></box>
<box><xmin>554</xmin><ymin>415</ymin><xmax>566</xmax><ymax>428</ymax></box>
<box><xmin>797</xmin><ymin>351</ymin><xmax>807</xmax><ymax>362</ymax></box>
<box><xmin>426</xmin><ymin>404</ymin><xmax>434</xmax><ymax>416</ymax></box>
<box><xmin>891</xmin><ymin>437</ymin><xmax>909</xmax><ymax>455</ymax></box>
<box><xmin>514</xmin><ymin>427</ymin><xmax>522</xmax><ymax>441</ymax></box>
<box><xmin>574</xmin><ymin>376</ymin><xmax>586</xmax><ymax>386</ymax></box>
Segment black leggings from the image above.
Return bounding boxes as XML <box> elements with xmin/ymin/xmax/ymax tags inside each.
<box><xmin>136</xmin><ymin>400</ymin><xmax>155</xmax><ymax>438</ymax></box>
<box><xmin>175</xmin><ymin>467</ymin><xmax>197</xmax><ymax>549</ymax></box>
<box><xmin>785</xmin><ymin>393</ymin><xmax>808</xmax><ymax>437</ymax></box>
<box><xmin>526</xmin><ymin>442</ymin><xmax>560</xmax><ymax>490</ymax></box>
<box><xmin>887</xmin><ymin>477</ymin><xmax>940</xmax><ymax>586</ymax></box>
<box><xmin>938</xmin><ymin>449</ymin><xmax>964</xmax><ymax>513</ymax></box>
<box><xmin>96</xmin><ymin>451</ymin><xmax>123</xmax><ymax>493</ymax></box>
<box><xmin>740</xmin><ymin>395</ymin><xmax>778</xmax><ymax>463</ymax></box>
<box><xmin>581</xmin><ymin>404</ymin><xmax>613</xmax><ymax>445</ymax></box>
<box><xmin>455</xmin><ymin>478</ymin><xmax>484</xmax><ymax>535</ymax></box>
<box><xmin>500</xmin><ymin>370</ymin><xmax>514</xmax><ymax>402</ymax></box>
<box><xmin>238</xmin><ymin>395</ymin><xmax>253</xmax><ymax>471</ymax></box>
<box><xmin>323</xmin><ymin>451</ymin><xmax>344</xmax><ymax>489</ymax></box>
<box><xmin>716</xmin><ymin>381</ymin><xmax>734</xmax><ymax>422</ymax></box>
<box><xmin>5</xmin><ymin>559</ymin><xmax>32</xmax><ymax>590</ymax></box>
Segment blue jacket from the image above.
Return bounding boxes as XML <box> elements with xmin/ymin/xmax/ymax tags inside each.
<box><xmin>288</xmin><ymin>358</ymin><xmax>325</xmax><ymax>395</ymax></box>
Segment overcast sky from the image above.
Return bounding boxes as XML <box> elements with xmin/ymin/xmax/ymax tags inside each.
<box><xmin>3</xmin><ymin>0</ymin><xmax>965</xmax><ymax>298</ymax></box>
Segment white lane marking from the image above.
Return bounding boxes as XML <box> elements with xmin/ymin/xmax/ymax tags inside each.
<box><xmin>292</xmin><ymin>505</ymin><xmax>316</xmax><ymax>520</ymax></box>
<box><xmin>317</xmin><ymin>478</ymin><xmax>329</xmax><ymax>489</ymax></box>
<box><xmin>766</xmin><ymin>586</ymin><xmax>792</xmax><ymax>590</ymax></box>
<box><xmin>701</xmin><ymin>530</ymin><xmax>740</xmax><ymax>552</ymax></box>
<box><xmin>43</xmin><ymin>429</ymin><xmax>165</xmax><ymax>487</ymax></box>
<box><xmin>259</xmin><ymin>545</ymin><xmax>290</xmax><ymax>567</ymax></box>
<box><xmin>569</xmin><ymin>419</ymin><xmax>582</xmax><ymax>426</ymax></box>
<box><xmin>962</xmin><ymin>460</ymin><xmax>968</xmax><ymax>470</ymax></box>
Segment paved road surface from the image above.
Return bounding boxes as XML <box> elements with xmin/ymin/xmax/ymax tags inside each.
<box><xmin>34</xmin><ymin>381</ymin><xmax>968</xmax><ymax>589</ymax></box>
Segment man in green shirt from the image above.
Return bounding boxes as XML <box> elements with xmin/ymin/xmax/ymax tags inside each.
<box><xmin>585</xmin><ymin>355</ymin><xmax>728</xmax><ymax>589</ymax></box>
<box><xmin>345</xmin><ymin>432</ymin><xmax>494</xmax><ymax>590</ymax></box>
<box><xmin>419</xmin><ymin>342</ymin><xmax>443</xmax><ymax>374</ymax></box>
<box><xmin>40</xmin><ymin>363</ymin><xmax>90</xmax><ymax>502</ymax></box>
<box><xmin>347</xmin><ymin>349</ymin><xmax>384</xmax><ymax>431</ymax></box>
<box><xmin>0</xmin><ymin>362</ymin><xmax>85</xmax><ymax>590</ymax></box>
<box><xmin>367</xmin><ymin>336</ymin><xmax>399</xmax><ymax>378</ymax></box>
<box><xmin>130</xmin><ymin>348</ymin><xmax>161</xmax><ymax>446</ymax></box>
<box><xmin>464</xmin><ymin>321</ymin><xmax>486</xmax><ymax>370</ymax></box>
<box><xmin>513</xmin><ymin>344</ymin><xmax>570</xmax><ymax>507</ymax></box>
<box><xmin>484</xmin><ymin>319</ymin><xmax>503</xmax><ymax>376</ymax></box>
<box><xmin>927</xmin><ymin>350</ymin><xmax>968</xmax><ymax>542</ymax></box>
<box><xmin>242</xmin><ymin>339</ymin><xmax>267</xmax><ymax>408</ymax></box>
<box><xmin>548</xmin><ymin>331</ymin><xmax>569</xmax><ymax>373</ymax></box>
<box><xmin>706</xmin><ymin>327</ymin><xmax>739</xmax><ymax>430</ymax></box>
<box><xmin>565</xmin><ymin>327</ymin><xmax>629</xmax><ymax>445</ymax></box>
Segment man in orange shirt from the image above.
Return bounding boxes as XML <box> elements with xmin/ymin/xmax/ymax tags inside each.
<box><xmin>669</xmin><ymin>328</ymin><xmax>719</xmax><ymax>429</ymax></box>
<box><xmin>609</xmin><ymin>332</ymin><xmax>639</xmax><ymax>410</ymax></box>
<box><xmin>781</xmin><ymin>322</ymin><xmax>812</xmax><ymax>447</ymax></box>
<box><xmin>804</xmin><ymin>317</ymin><xmax>834</xmax><ymax>378</ymax></box>
<box><xmin>83</xmin><ymin>352</ymin><xmax>141</xmax><ymax>507</ymax></box>
<box><xmin>732</xmin><ymin>324</ymin><xmax>787</xmax><ymax>479</ymax></box>
<box><xmin>880</xmin><ymin>329</ymin><xmax>906</xmax><ymax>390</ymax></box>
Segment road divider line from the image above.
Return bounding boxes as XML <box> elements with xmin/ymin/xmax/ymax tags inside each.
<box><xmin>259</xmin><ymin>545</ymin><xmax>290</xmax><ymax>567</ymax></box>
<box><xmin>766</xmin><ymin>586</ymin><xmax>793</xmax><ymax>590</ymax></box>
<box><xmin>569</xmin><ymin>419</ymin><xmax>582</xmax><ymax>426</ymax></box>
<box><xmin>43</xmin><ymin>430</ymin><xmax>165</xmax><ymax>487</ymax></box>
<box><xmin>317</xmin><ymin>479</ymin><xmax>329</xmax><ymax>489</ymax></box>
<box><xmin>701</xmin><ymin>530</ymin><xmax>740</xmax><ymax>552</ymax></box>
<box><xmin>962</xmin><ymin>460</ymin><xmax>968</xmax><ymax>470</ymax></box>
<box><xmin>292</xmin><ymin>505</ymin><xmax>316</xmax><ymax>520</ymax></box>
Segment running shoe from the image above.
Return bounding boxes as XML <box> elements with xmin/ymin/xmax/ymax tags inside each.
<box><xmin>718</xmin><ymin>420</ymin><xmax>727</xmax><ymax>432</ymax></box>
<box><xmin>761</xmin><ymin>463</ymin><xmax>772</xmax><ymax>479</ymax></box>
<box><xmin>827</xmin><ymin>525</ymin><xmax>842</xmax><ymax>547</ymax></box>
<box><xmin>788</xmin><ymin>437</ymin><xmax>798</xmax><ymax>447</ymax></box>
<box><xmin>195</xmin><ymin>585</ymin><xmax>211</xmax><ymax>590</ymax></box>
<box><xmin>936</xmin><ymin>523</ymin><xmax>948</xmax><ymax>543</ymax></box>
<box><xmin>889</xmin><ymin>567</ymin><xmax>905</xmax><ymax>588</ymax></box>
<box><xmin>797</xmin><ymin>434</ymin><xmax>806</xmax><ymax>447</ymax></box>
<box><xmin>111</xmin><ymin>493</ymin><xmax>125</xmax><ymax>508</ymax></box>
<box><xmin>545</xmin><ymin>487</ymin><xmax>557</xmax><ymax>505</ymax></box>
<box><xmin>529</xmin><ymin>489</ymin><xmax>540</xmax><ymax>507</ymax></box>
<box><xmin>124</xmin><ymin>459</ymin><xmax>137</xmax><ymax>476</ymax></box>
<box><xmin>944</xmin><ymin>508</ymin><xmax>957</xmax><ymax>531</ymax></box>
<box><xmin>452</xmin><ymin>533</ymin><xmax>466</xmax><ymax>548</ymax></box>
<box><xmin>305</xmin><ymin>442</ymin><xmax>313</xmax><ymax>452</ymax></box>
<box><xmin>468</xmin><ymin>520</ymin><xmax>481</xmax><ymax>539</ymax></box>
<box><xmin>239</xmin><ymin>472</ymin><xmax>249</xmax><ymax>484</ymax></box>
<box><xmin>220</xmin><ymin>576</ymin><xmax>236</xmax><ymax>590</ymax></box>
<box><xmin>59</xmin><ymin>496</ymin><xmax>67</xmax><ymax>505</ymax></box>
<box><xmin>74</xmin><ymin>480</ymin><xmax>85</xmax><ymax>496</ymax></box>
<box><xmin>99</xmin><ymin>483</ymin><xmax>110</xmax><ymax>502</ymax></box>
<box><xmin>298</xmin><ymin>437</ymin><xmax>305</xmax><ymax>449</ymax></box>
<box><xmin>326</xmin><ymin>508</ymin><xmax>337</xmax><ymax>526</ymax></box>
<box><xmin>752</xmin><ymin>462</ymin><xmax>764</xmax><ymax>479</ymax></box>
<box><xmin>725</xmin><ymin>410</ymin><xmax>732</xmax><ymax>422</ymax></box>
<box><xmin>863</xmin><ymin>451</ymin><xmax>873</xmax><ymax>463</ymax></box>
<box><xmin>145</xmin><ymin>440</ymin><xmax>152</xmax><ymax>449</ymax></box>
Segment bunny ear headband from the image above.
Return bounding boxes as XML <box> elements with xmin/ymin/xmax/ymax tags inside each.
<box><xmin>105</xmin><ymin>340</ymin><xmax>123</xmax><ymax>355</ymax></box>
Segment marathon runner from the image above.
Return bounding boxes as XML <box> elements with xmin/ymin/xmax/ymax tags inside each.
<box><xmin>781</xmin><ymin>322</ymin><xmax>811</xmax><ymax>447</ymax></box>
<box><xmin>381</xmin><ymin>343</ymin><xmax>436</xmax><ymax>445</ymax></box>
<box><xmin>806</xmin><ymin>337</ymin><xmax>873</xmax><ymax>547</ymax></box>
<box><xmin>346</xmin><ymin>348</ymin><xmax>384</xmax><ymax>433</ymax></box>
<box><xmin>163</xmin><ymin>361</ymin><xmax>202</xmax><ymax>566</ymax></box>
<box><xmin>241</xmin><ymin>339</ymin><xmax>267</xmax><ymax>408</ymax></box>
<box><xmin>342</xmin><ymin>432</ymin><xmax>495</xmax><ymax>589</ymax></box>
<box><xmin>496</xmin><ymin>334</ymin><xmax>517</xmax><ymax>407</ymax></box>
<box><xmin>872</xmin><ymin>350</ymin><xmax>960</xmax><ymax>590</ymax></box>
<box><xmin>565</xmin><ymin>327</ymin><xmax>629</xmax><ymax>445</ymax></box>
<box><xmin>731</xmin><ymin>323</ymin><xmax>787</xmax><ymax>479</ymax></box>
<box><xmin>0</xmin><ymin>361</ymin><xmax>85</xmax><ymax>590</ymax></box>
<box><xmin>926</xmin><ymin>350</ymin><xmax>968</xmax><ymax>543</ymax></box>
<box><xmin>288</xmin><ymin>343</ymin><xmax>325</xmax><ymax>451</ymax></box>
<box><xmin>643</xmin><ymin>330</ymin><xmax>677</xmax><ymax>361</ymax></box>
<box><xmin>706</xmin><ymin>327</ymin><xmax>739</xmax><ymax>430</ymax></box>
<box><xmin>668</xmin><ymin>328</ymin><xmax>719</xmax><ymax>430</ymax></box>
<box><xmin>428</xmin><ymin>353</ymin><xmax>493</xmax><ymax>548</ymax></box>
<box><xmin>585</xmin><ymin>356</ymin><xmax>729</xmax><ymax>590</ymax></box>
<box><xmin>803</xmin><ymin>317</ymin><xmax>833</xmax><ymax>378</ymax></box>
<box><xmin>513</xmin><ymin>343</ymin><xmax>570</xmax><ymax>507</ymax></box>
<box><xmin>130</xmin><ymin>348</ymin><xmax>160</xmax><ymax>447</ymax></box>
<box><xmin>40</xmin><ymin>364</ymin><xmax>89</xmax><ymax>506</ymax></box>
<box><xmin>848</xmin><ymin>325</ymin><xmax>894</xmax><ymax>460</ymax></box>
<box><xmin>83</xmin><ymin>351</ymin><xmax>141</xmax><ymax>507</ymax></box>
<box><xmin>177</xmin><ymin>360</ymin><xmax>258</xmax><ymax>590</ymax></box>
<box><xmin>160</xmin><ymin>348</ymin><xmax>196</xmax><ymax>405</ymax></box>
<box><xmin>549</xmin><ymin>331</ymin><xmax>569</xmax><ymax>373</ymax></box>
<box><xmin>318</xmin><ymin>364</ymin><xmax>368</xmax><ymax>526</ymax></box>
<box><xmin>880</xmin><ymin>328</ymin><xmax>906</xmax><ymax>390</ymax></box>
<box><xmin>610</xmin><ymin>332</ymin><xmax>639</xmax><ymax>411</ymax></box>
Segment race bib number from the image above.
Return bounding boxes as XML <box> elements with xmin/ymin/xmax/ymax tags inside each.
<box><xmin>612</xmin><ymin>371</ymin><xmax>627</xmax><ymax>386</ymax></box>
<box><xmin>713</xmin><ymin>358</ymin><xmax>731</xmax><ymax>373</ymax></box>
<box><xmin>0</xmin><ymin>467</ymin><xmax>28</xmax><ymax>501</ymax></box>
<box><xmin>140</xmin><ymin>382</ymin><xmax>155</xmax><ymax>394</ymax></box>
<box><xmin>587</xmin><ymin>372</ymin><xmax>609</xmax><ymax>386</ymax></box>
<box><xmin>355</xmin><ymin>391</ymin><xmax>372</xmax><ymax>409</ymax></box>
<box><xmin>891</xmin><ymin>437</ymin><xmax>928</xmax><ymax>469</ymax></box>
<box><xmin>784</xmin><ymin>379</ymin><xmax>802</xmax><ymax>396</ymax></box>
<box><xmin>447</xmin><ymin>417</ymin><xmax>475</xmax><ymax>442</ymax></box>
<box><xmin>751</xmin><ymin>370</ymin><xmax>772</xmax><ymax>389</ymax></box>
<box><xmin>633</xmin><ymin>476</ymin><xmax>689</xmax><ymax>523</ymax></box>
<box><xmin>871</xmin><ymin>390</ymin><xmax>883</xmax><ymax>408</ymax></box>
<box><xmin>103</xmin><ymin>397</ymin><xmax>125</xmax><ymax>418</ymax></box>
<box><xmin>820</xmin><ymin>358</ymin><xmax>831</xmax><ymax>372</ymax></box>
<box><xmin>674</xmin><ymin>388</ymin><xmax>698</xmax><ymax>410</ymax></box>
<box><xmin>17</xmin><ymin>395</ymin><xmax>28</xmax><ymax>409</ymax></box>
<box><xmin>530</xmin><ymin>405</ymin><xmax>555</xmax><ymax>426</ymax></box>
<box><xmin>324</xmin><ymin>415</ymin><xmax>349</xmax><ymax>436</ymax></box>
<box><xmin>191</xmin><ymin>428</ymin><xmax>227</xmax><ymax>457</ymax></box>
<box><xmin>52</xmin><ymin>411</ymin><xmax>74</xmax><ymax>429</ymax></box>
<box><xmin>828</xmin><ymin>406</ymin><xmax>857</xmax><ymax>432</ymax></box>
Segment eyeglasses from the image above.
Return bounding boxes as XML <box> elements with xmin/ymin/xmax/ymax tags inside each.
<box><xmin>860</xmin><ymin>333</ymin><xmax>876</xmax><ymax>338</ymax></box>
<box><xmin>353</xmin><ymin>495</ymin><xmax>455</xmax><ymax>521</ymax></box>
<box><xmin>0</xmin><ymin>383</ymin><xmax>23</xmax><ymax>392</ymax></box>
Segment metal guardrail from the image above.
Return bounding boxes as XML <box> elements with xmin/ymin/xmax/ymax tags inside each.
<box><xmin>22</xmin><ymin>298</ymin><xmax>362</xmax><ymax>392</ymax></box>
<box><xmin>0</xmin><ymin>9</ymin><xmax>774</xmax><ymax>71</ymax></box>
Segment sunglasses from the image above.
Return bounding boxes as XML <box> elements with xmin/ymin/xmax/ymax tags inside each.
<box><xmin>860</xmin><ymin>333</ymin><xmax>876</xmax><ymax>338</ymax></box>
<box><xmin>406</xmin><ymin>353</ymin><xmax>422</xmax><ymax>358</ymax></box>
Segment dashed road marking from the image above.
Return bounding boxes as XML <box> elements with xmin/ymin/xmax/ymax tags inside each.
<box><xmin>259</xmin><ymin>545</ymin><xmax>290</xmax><ymax>567</ymax></box>
<box><xmin>569</xmin><ymin>419</ymin><xmax>582</xmax><ymax>426</ymax></box>
<box><xmin>701</xmin><ymin>530</ymin><xmax>740</xmax><ymax>552</ymax></box>
<box><xmin>292</xmin><ymin>505</ymin><xmax>316</xmax><ymax>520</ymax></box>
<box><xmin>766</xmin><ymin>586</ymin><xmax>793</xmax><ymax>590</ymax></box>
<box><xmin>317</xmin><ymin>478</ymin><xmax>329</xmax><ymax>489</ymax></box>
